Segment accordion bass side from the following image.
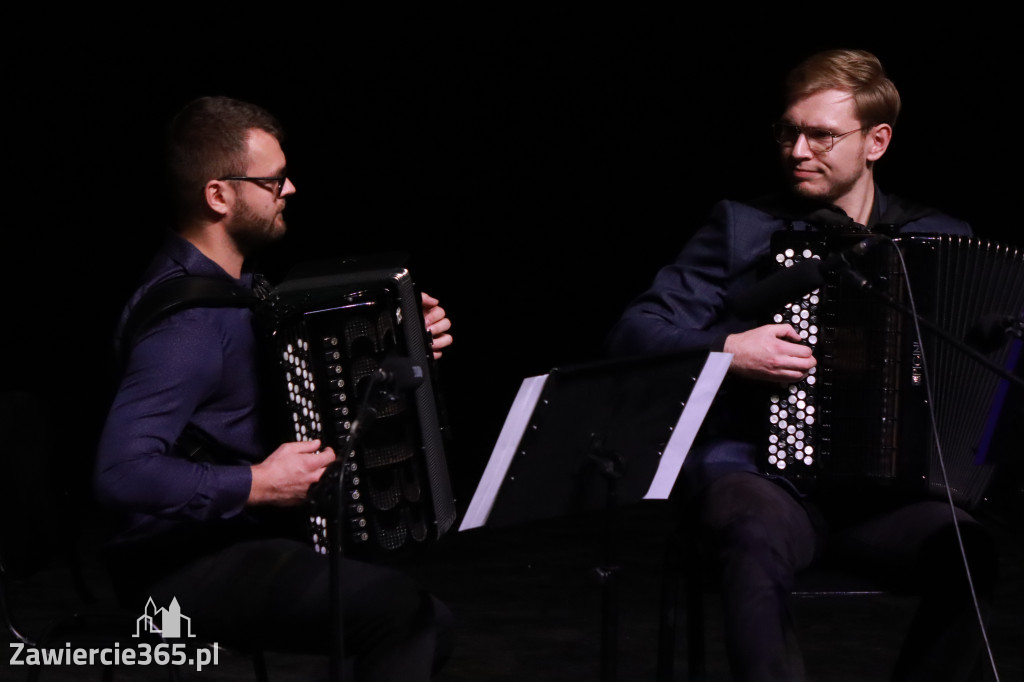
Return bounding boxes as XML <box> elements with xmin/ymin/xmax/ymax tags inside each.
<box><xmin>762</xmin><ymin>233</ymin><xmax>1023</xmax><ymax>508</ymax></box>
<box><xmin>260</xmin><ymin>259</ymin><xmax>455</xmax><ymax>558</ymax></box>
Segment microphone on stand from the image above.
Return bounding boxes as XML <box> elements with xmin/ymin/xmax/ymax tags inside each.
<box><xmin>376</xmin><ymin>355</ymin><xmax>425</xmax><ymax>390</ymax></box>
<box><xmin>965</xmin><ymin>314</ymin><xmax>1024</xmax><ymax>353</ymax></box>
<box><xmin>354</xmin><ymin>355</ymin><xmax>425</xmax><ymax>411</ymax></box>
<box><xmin>819</xmin><ymin>235</ymin><xmax>887</xmax><ymax>288</ymax></box>
<box><xmin>729</xmin><ymin>235</ymin><xmax>887</xmax><ymax>320</ymax></box>
<box><xmin>328</xmin><ymin>352</ymin><xmax>426</xmax><ymax>682</ymax></box>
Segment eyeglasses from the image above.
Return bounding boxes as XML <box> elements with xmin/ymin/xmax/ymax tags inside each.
<box><xmin>218</xmin><ymin>175</ymin><xmax>288</xmax><ymax>197</ymax></box>
<box><xmin>772</xmin><ymin>123</ymin><xmax>867</xmax><ymax>153</ymax></box>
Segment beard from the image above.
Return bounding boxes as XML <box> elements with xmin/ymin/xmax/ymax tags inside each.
<box><xmin>226</xmin><ymin>196</ymin><xmax>287</xmax><ymax>256</ymax></box>
<box><xmin>785</xmin><ymin>156</ymin><xmax>869</xmax><ymax>209</ymax></box>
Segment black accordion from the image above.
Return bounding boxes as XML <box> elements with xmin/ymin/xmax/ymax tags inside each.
<box><xmin>762</xmin><ymin>232</ymin><xmax>1023</xmax><ymax>508</ymax></box>
<box><xmin>261</xmin><ymin>257</ymin><xmax>455</xmax><ymax>558</ymax></box>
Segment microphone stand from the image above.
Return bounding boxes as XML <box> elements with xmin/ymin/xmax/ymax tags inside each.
<box><xmin>329</xmin><ymin>372</ymin><xmax>385</xmax><ymax>682</ymax></box>
<box><xmin>586</xmin><ymin>435</ymin><xmax>626</xmax><ymax>682</ymax></box>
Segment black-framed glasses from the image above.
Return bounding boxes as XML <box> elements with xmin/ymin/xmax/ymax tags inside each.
<box><xmin>772</xmin><ymin>123</ymin><xmax>867</xmax><ymax>153</ymax></box>
<box><xmin>218</xmin><ymin>175</ymin><xmax>288</xmax><ymax>197</ymax></box>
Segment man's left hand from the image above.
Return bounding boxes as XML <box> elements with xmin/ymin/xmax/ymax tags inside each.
<box><xmin>422</xmin><ymin>291</ymin><xmax>453</xmax><ymax>359</ymax></box>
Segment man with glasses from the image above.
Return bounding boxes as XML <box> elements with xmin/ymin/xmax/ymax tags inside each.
<box><xmin>608</xmin><ymin>50</ymin><xmax>996</xmax><ymax>681</ymax></box>
<box><xmin>95</xmin><ymin>96</ymin><xmax>453</xmax><ymax>681</ymax></box>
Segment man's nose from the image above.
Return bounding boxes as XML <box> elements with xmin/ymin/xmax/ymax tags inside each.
<box><xmin>791</xmin><ymin>132</ymin><xmax>814</xmax><ymax>158</ymax></box>
<box><xmin>281</xmin><ymin>177</ymin><xmax>297</xmax><ymax>197</ymax></box>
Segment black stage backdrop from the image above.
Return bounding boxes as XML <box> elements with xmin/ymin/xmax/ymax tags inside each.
<box><xmin>6</xmin><ymin>15</ymin><xmax>1018</xmax><ymax>512</ymax></box>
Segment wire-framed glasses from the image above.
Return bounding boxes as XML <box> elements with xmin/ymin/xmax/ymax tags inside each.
<box><xmin>772</xmin><ymin>123</ymin><xmax>867</xmax><ymax>153</ymax></box>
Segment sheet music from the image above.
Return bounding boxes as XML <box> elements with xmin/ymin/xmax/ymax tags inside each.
<box><xmin>643</xmin><ymin>351</ymin><xmax>732</xmax><ymax>499</ymax></box>
<box><xmin>458</xmin><ymin>374</ymin><xmax>550</xmax><ymax>531</ymax></box>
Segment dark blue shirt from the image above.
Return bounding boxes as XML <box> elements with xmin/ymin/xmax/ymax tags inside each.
<box><xmin>95</xmin><ymin>234</ymin><xmax>261</xmax><ymax>545</ymax></box>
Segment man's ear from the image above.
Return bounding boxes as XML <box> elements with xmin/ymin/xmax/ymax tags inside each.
<box><xmin>865</xmin><ymin>123</ymin><xmax>892</xmax><ymax>162</ymax></box>
<box><xmin>203</xmin><ymin>179</ymin><xmax>232</xmax><ymax>219</ymax></box>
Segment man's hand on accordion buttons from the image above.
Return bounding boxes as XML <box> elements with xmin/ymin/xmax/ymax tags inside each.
<box><xmin>422</xmin><ymin>291</ymin><xmax>453</xmax><ymax>359</ymax></box>
<box><xmin>248</xmin><ymin>439</ymin><xmax>336</xmax><ymax>506</ymax></box>
<box><xmin>723</xmin><ymin>324</ymin><xmax>816</xmax><ymax>384</ymax></box>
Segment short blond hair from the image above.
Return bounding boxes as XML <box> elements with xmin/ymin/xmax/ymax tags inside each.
<box><xmin>784</xmin><ymin>49</ymin><xmax>901</xmax><ymax>128</ymax></box>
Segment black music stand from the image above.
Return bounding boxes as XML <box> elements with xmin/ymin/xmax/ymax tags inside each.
<box><xmin>460</xmin><ymin>350</ymin><xmax>732</xmax><ymax>682</ymax></box>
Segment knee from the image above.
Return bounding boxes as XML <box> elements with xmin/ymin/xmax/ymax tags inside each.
<box><xmin>702</xmin><ymin>492</ymin><xmax>813</xmax><ymax>573</ymax></box>
<box><xmin>713</xmin><ymin>515</ymin><xmax>798</xmax><ymax>574</ymax></box>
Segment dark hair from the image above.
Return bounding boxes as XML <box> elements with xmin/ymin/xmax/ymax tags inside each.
<box><xmin>784</xmin><ymin>49</ymin><xmax>901</xmax><ymax>128</ymax></box>
<box><xmin>166</xmin><ymin>96</ymin><xmax>284</xmax><ymax>222</ymax></box>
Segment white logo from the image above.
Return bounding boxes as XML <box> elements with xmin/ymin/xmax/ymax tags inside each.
<box><xmin>10</xmin><ymin>596</ymin><xmax>217</xmax><ymax>671</ymax></box>
<box><xmin>133</xmin><ymin>597</ymin><xmax>195</xmax><ymax>639</ymax></box>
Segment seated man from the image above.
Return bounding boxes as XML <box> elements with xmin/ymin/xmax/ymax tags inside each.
<box><xmin>607</xmin><ymin>49</ymin><xmax>998</xmax><ymax>682</ymax></box>
<box><xmin>94</xmin><ymin>96</ymin><xmax>453</xmax><ymax>681</ymax></box>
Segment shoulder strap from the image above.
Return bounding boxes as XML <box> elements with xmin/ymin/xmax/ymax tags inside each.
<box><xmin>873</xmin><ymin>194</ymin><xmax>940</xmax><ymax>235</ymax></box>
<box><xmin>121</xmin><ymin>275</ymin><xmax>259</xmax><ymax>353</ymax></box>
<box><xmin>744</xmin><ymin>191</ymin><xmax>945</xmax><ymax>238</ymax></box>
<box><xmin>743</xmin><ymin>193</ymin><xmax>858</xmax><ymax>232</ymax></box>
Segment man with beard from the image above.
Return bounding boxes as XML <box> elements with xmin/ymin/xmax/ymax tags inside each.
<box><xmin>608</xmin><ymin>50</ymin><xmax>997</xmax><ymax>681</ymax></box>
<box><xmin>95</xmin><ymin>96</ymin><xmax>453</xmax><ymax>681</ymax></box>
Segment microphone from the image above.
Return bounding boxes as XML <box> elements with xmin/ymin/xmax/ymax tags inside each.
<box><xmin>965</xmin><ymin>314</ymin><xmax>1024</xmax><ymax>353</ymax></box>
<box><xmin>376</xmin><ymin>355</ymin><xmax>425</xmax><ymax>390</ymax></box>
<box><xmin>351</xmin><ymin>356</ymin><xmax>425</xmax><ymax>432</ymax></box>
<box><xmin>729</xmin><ymin>235</ymin><xmax>886</xmax><ymax>320</ymax></box>
<box><xmin>818</xmin><ymin>234</ymin><xmax>887</xmax><ymax>288</ymax></box>
<box><xmin>354</xmin><ymin>356</ymin><xmax>425</xmax><ymax>404</ymax></box>
<box><xmin>730</xmin><ymin>258</ymin><xmax>825</xmax><ymax>320</ymax></box>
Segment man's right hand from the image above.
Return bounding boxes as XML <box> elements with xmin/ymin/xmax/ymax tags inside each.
<box><xmin>248</xmin><ymin>439</ymin><xmax>336</xmax><ymax>506</ymax></box>
<box><xmin>723</xmin><ymin>324</ymin><xmax>816</xmax><ymax>383</ymax></box>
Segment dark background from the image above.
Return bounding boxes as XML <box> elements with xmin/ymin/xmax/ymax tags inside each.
<box><xmin>5</xmin><ymin>16</ymin><xmax>1019</xmax><ymax>511</ymax></box>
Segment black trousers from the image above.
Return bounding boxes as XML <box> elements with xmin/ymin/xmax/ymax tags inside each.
<box><xmin>112</xmin><ymin>537</ymin><xmax>452</xmax><ymax>682</ymax></box>
<box><xmin>698</xmin><ymin>471</ymin><xmax>998</xmax><ymax>682</ymax></box>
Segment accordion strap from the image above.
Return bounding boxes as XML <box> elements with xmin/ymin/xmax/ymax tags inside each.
<box><xmin>117</xmin><ymin>275</ymin><xmax>268</xmax><ymax>467</ymax></box>
<box><xmin>745</xmin><ymin>190</ymin><xmax>940</xmax><ymax>235</ymax></box>
<box><xmin>121</xmin><ymin>275</ymin><xmax>261</xmax><ymax>355</ymax></box>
